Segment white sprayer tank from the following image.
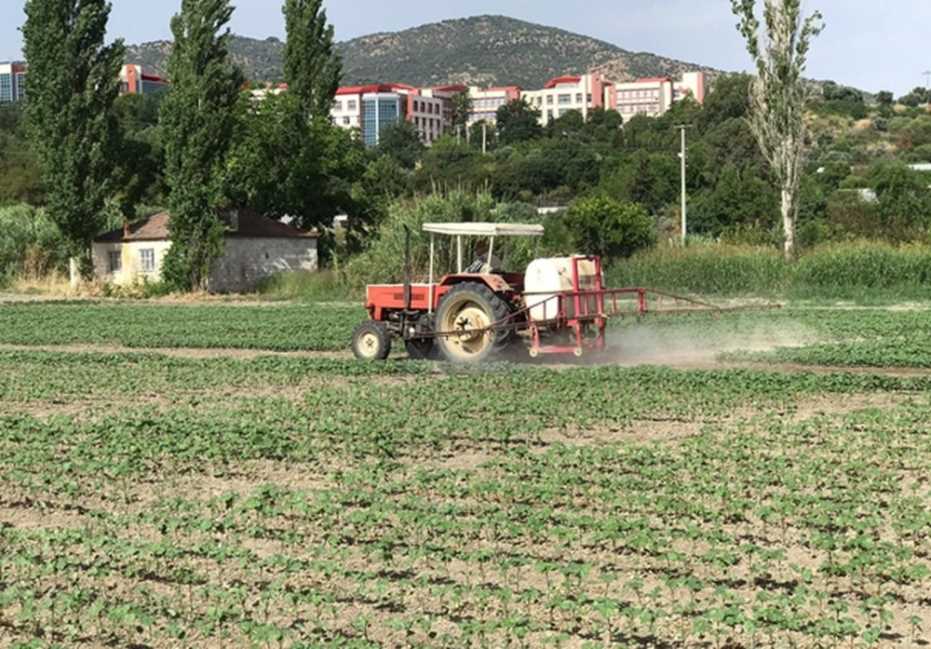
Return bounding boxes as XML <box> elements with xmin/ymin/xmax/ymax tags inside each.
<box><xmin>525</xmin><ymin>257</ymin><xmax>600</xmax><ymax>322</ymax></box>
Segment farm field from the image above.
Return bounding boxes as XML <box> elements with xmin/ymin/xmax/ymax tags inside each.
<box><xmin>0</xmin><ymin>300</ymin><xmax>930</xmax><ymax>648</ymax></box>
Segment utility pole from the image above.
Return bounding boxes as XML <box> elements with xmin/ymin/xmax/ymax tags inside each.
<box><xmin>482</xmin><ymin>121</ymin><xmax>488</xmax><ymax>155</ymax></box>
<box><xmin>676</xmin><ymin>124</ymin><xmax>691</xmax><ymax>245</ymax></box>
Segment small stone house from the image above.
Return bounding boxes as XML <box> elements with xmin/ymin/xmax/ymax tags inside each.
<box><xmin>92</xmin><ymin>209</ymin><xmax>319</xmax><ymax>292</ymax></box>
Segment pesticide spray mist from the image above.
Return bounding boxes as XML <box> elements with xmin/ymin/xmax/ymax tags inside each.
<box><xmin>600</xmin><ymin>318</ymin><xmax>821</xmax><ymax>369</ymax></box>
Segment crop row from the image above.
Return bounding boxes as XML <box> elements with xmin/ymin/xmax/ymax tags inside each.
<box><xmin>4</xmin><ymin>302</ymin><xmax>931</xmax><ymax>368</ymax></box>
<box><xmin>0</xmin><ymin>348</ymin><xmax>929</xmax><ymax>646</ymax></box>
<box><xmin>0</xmin><ymin>301</ymin><xmax>364</xmax><ymax>351</ymax></box>
<box><xmin>1</xmin><ymin>400</ymin><xmax>929</xmax><ymax>647</ymax></box>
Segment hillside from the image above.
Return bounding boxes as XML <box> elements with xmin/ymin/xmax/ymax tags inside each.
<box><xmin>125</xmin><ymin>15</ymin><xmax>720</xmax><ymax>88</ymax></box>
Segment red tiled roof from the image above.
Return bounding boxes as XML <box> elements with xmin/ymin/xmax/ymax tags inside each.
<box><xmin>433</xmin><ymin>84</ymin><xmax>468</xmax><ymax>92</ymax></box>
<box><xmin>336</xmin><ymin>82</ymin><xmax>419</xmax><ymax>96</ymax></box>
<box><xmin>94</xmin><ymin>210</ymin><xmax>318</xmax><ymax>243</ymax></box>
<box><xmin>544</xmin><ymin>76</ymin><xmax>581</xmax><ymax>89</ymax></box>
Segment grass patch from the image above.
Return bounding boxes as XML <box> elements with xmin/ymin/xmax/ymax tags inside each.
<box><xmin>608</xmin><ymin>240</ymin><xmax>931</xmax><ymax>301</ymax></box>
<box><xmin>256</xmin><ymin>270</ymin><xmax>358</xmax><ymax>302</ymax></box>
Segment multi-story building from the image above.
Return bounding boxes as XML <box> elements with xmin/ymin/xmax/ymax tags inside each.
<box><xmin>521</xmin><ymin>73</ymin><xmax>617</xmax><ymax>126</ymax></box>
<box><xmin>331</xmin><ymin>83</ymin><xmax>452</xmax><ymax>147</ymax></box>
<box><xmin>118</xmin><ymin>64</ymin><xmax>169</xmax><ymax>96</ymax></box>
<box><xmin>0</xmin><ymin>62</ymin><xmax>27</xmax><ymax>103</ymax></box>
<box><xmin>466</xmin><ymin>86</ymin><xmax>522</xmax><ymax>126</ymax></box>
<box><xmin>425</xmin><ymin>84</ymin><xmax>469</xmax><ymax>128</ymax></box>
<box><xmin>616</xmin><ymin>71</ymin><xmax>706</xmax><ymax>119</ymax></box>
<box><xmin>1</xmin><ymin>62</ymin><xmax>167</xmax><ymax>103</ymax></box>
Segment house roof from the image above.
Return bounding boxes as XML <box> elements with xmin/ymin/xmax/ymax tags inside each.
<box><xmin>94</xmin><ymin>209</ymin><xmax>319</xmax><ymax>243</ymax></box>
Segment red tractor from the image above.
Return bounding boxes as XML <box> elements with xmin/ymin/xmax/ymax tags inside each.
<box><xmin>351</xmin><ymin>222</ymin><xmax>719</xmax><ymax>363</ymax></box>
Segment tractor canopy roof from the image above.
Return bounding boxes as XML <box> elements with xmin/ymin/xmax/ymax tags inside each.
<box><xmin>422</xmin><ymin>223</ymin><xmax>544</xmax><ymax>237</ymax></box>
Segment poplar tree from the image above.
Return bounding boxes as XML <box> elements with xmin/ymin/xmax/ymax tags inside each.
<box><xmin>282</xmin><ymin>0</ymin><xmax>341</xmax><ymax>120</ymax></box>
<box><xmin>731</xmin><ymin>0</ymin><xmax>824</xmax><ymax>260</ymax></box>
<box><xmin>160</xmin><ymin>0</ymin><xmax>244</xmax><ymax>291</ymax></box>
<box><xmin>21</xmin><ymin>0</ymin><xmax>124</xmax><ymax>281</ymax></box>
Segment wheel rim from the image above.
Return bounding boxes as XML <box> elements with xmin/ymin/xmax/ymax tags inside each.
<box><xmin>357</xmin><ymin>331</ymin><xmax>381</xmax><ymax>359</ymax></box>
<box><xmin>443</xmin><ymin>302</ymin><xmax>493</xmax><ymax>360</ymax></box>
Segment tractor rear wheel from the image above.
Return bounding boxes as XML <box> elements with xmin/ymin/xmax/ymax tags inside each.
<box><xmin>352</xmin><ymin>321</ymin><xmax>392</xmax><ymax>361</ymax></box>
<box><xmin>435</xmin><ymin>282</ymin><xmax>511</xmax><ymax>363</ymax></box>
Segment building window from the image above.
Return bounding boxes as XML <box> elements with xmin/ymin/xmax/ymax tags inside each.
<box><xmin>362</xmin><ymin>96</ymin><xmax>401</xmax><ymax>147</ymax></box>
<box><xmin>546</xmin><ymin>95</ymin><xmax>554</xmax><ymax>105</ymax></box>
<box><xmin>558</xmin><ymin>94</ymin><xmax>572</xmax><ymax>105</ymax></box>
<box><xmin>587</xmin><ymin>93</ymin><xmax>592</xmax><ymax>104</ymax></box>
<box><xmin>576</xmin><ymin>93</ymin><xmax>583</xmax><ymax>103</ymax></box>
<box><xmin>0</xmin><ymin>74</ymin><xmax>13</xmax><ymax>103</ymax></box>
<box><xmin>139</xmin><ymin>248</ymin><xmax>156</xmax><ymax>273</ymax></box>
<box><xmin>343</xmin><ymin>116</ymin><xmax>350</xmax><ymax>125</ymax></box>
<box><xmin>15</xmin><ymin>73</ymin><xmax>26</xmax><ymax>100</ymax></box>
<box><xmin>547</xmin><ymin>110</ymin><xmax>554</xmax><ymax>120</ymax></box>
<box><xmin>333</xmin><ymin>100</ymin><xmax>342</xmax><ymax>111</ymax></box>
<box><xmin>108</xmin><ymin>250</ymin><xmax>122</xmax><ymax>273</ymax></box>
<box><xmin>347</xmin><ymin>100</ymin><xmax>357</xmax><ymax>111</ymax></box>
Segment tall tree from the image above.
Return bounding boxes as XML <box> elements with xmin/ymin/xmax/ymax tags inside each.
<box><xmin>160</xmin><ymin>0</ymin><xmax>244</xmax><ymax>291</ymax></box>
<box><xmin>731</xmin><ymin>0</ymin><xmax>824</xmax><ymax>260</ymax></box>
<box><xmin>376</xmin><ymin>121</ymin><xmax>425</xmax><ymax>170</ymax></box>
<box><xmin>450</xmin><ymin>91</ymin><xmax>473</xmax><ymax>139</ymax></box>
<box><xmin>21</xmin><ymin>0</ymin><xmax>125</xmax><ymax>280</ymax></box>
<box><xmin>496</xmin><ymin>99</ymin><xmax>543</xmax><ymax>146</ymax></box>
<box><xmin>283</xmin><ymin>0</ymin><xmax>341</xmax><ymax>119</ymax></box>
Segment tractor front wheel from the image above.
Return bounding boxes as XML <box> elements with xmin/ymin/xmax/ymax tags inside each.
<box><xmin>435</xmin><ymin>282</ymin><xmax>511</xmax><ymax>363</ymax></box>
<box><xmin>352</xmin><ymin>321</ymin><xmax>392</xmax><ymax>361</ymax></box>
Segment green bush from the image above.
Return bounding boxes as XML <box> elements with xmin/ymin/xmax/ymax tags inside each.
<box><xmin>565</xmin><ymin>196</ymin><xmax>656</xmax><ymax>260</ymax></box>
<box><xmin>794</xmin><ymin>241</ymin><xmax>931</xmax><ymax>293</ymax></box>
<box><xmin>344</xmin><ymin>191</ymin><xmax>497</xmax><ymax>289</ymax></box>
<box><xmin>0</xmin><ymin>204</ymin><xmax>67</xmax><ymax>285</ymax></box>
<box><xmin>608</xmin><ymin>242</ymin><xmax>787</xmax><ymax>295</ymax></box>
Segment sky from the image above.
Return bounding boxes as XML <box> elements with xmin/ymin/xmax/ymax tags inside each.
<box><xmin>2</xmin><ymin>0</ymin><xmax>929</xmax><ymax>96</ymax></box>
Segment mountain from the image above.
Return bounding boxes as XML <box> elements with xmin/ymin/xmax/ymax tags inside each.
<box><xmin>335</xmin><ymin>16</ymin><xmax>720</xmax><ymax>88</ymax></box>
<box><xmin>125</xmin><ymin>35</ymin><xmax>286</xmax><ymax>82</ymax></box>
<box><xmin>125</xmin><ymin>15</ymin><xmax>721</xmax><ymax>89</ymax></box>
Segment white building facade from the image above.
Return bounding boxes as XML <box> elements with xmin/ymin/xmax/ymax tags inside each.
<box><xmin>521</xmin><ymin>73</ymin><xmax>617</xmax><ymax>126</ymax></box>
<box><xmin>466</xmin><ymin>86</ymin><xmax>523</xmax><ymax>126</ymax></box>
<box><xmin>616</xmin><ymin>72</ymin><xmax>706</xmax><ymax>119</ymax></box>
<box><xmin>327</xmin><ymin>71</ymin><xmax>707</xmax><ymax>143</ymax></box>
<box><xmin>93</xmin><ymin>210</ymin><xmax>318</xmax><ymax>293</ymax></box>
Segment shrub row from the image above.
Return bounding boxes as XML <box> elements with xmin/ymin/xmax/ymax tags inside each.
<box><xmin>608</xmin><ymin>240</ymin><xmax>931</xmax><ymax>298</ymax></box>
